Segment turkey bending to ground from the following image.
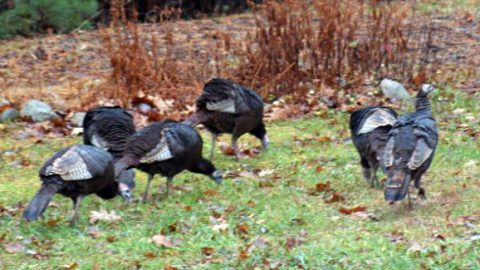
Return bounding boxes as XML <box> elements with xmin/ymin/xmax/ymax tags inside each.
<box><xmin>83</xmin><ymin>106</ymin><xmax>136</xmax><ymax>201</ymax></box>
<box><xmin>183</xmin><ymin>78</ymin><xmax>269</xmax><ymax>160</ymax></box>
<box><xmin>350</xmin><ymin>106</ymin><xmax>398</xmax><ymax>187</ymax></box>
<box><xmin>23</xmin><ymin>145</ymin><xmax>126</xmax><ymax>225</ymax></box>
<box><xmin>114</xmin><ymin>121</ymin><xmax>222</xmax><ymax>202</ymax></box>
<box><xmin>383</xmin><ymin>84</ymin><xmax>438</xmax><ymax>208</ymax></box>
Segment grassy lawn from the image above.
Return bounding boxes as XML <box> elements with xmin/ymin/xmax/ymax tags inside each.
<box><xmin>0</xmin><ymin>89</ymin><xmax>479</xmax><ymax>269</ymax></box>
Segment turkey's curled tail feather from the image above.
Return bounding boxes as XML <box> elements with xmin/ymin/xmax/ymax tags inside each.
<box><xmin>183</xmin><ymin>111</ymin><xmax>208</xmax><ymax>127</ymax></box>
<box><xmin>23</xmin><ymin>183</ymin><xmax>61</xmax><ymax>221</ymax></box>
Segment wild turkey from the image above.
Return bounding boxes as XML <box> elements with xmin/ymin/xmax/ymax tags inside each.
<box><xmin>83</xmin><ymin>106</ymin><xmax>136</xmax><ymax>200</ymax></box>
<box><xmin>23</xmin><ymin>145</ymin><xmax>125</xmax><ymax>225</ymax></box>
<box><xmin>183</xmin><ymin>78</ymin><xmax>268</xmax><ymax>160</ymax></box>
<box><xmin>114</xmin><ymin>121</ymin><xmax>223</xmax><ymax>202</ymax></box>
<box><xmin>383</xmin><ymin>84</ymin><xmax>438</xmax><ymax>208</ymax></box>
<box><xmin>350</xmin><ymin>106</ymin><xmax>398</xmax><ymax>187</ymax></box>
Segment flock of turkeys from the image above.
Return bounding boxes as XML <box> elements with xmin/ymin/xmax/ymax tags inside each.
<box><xmin>23</xmin><ymin>78</ymin><xmax>437</xmax><ymax>225</ymax></box>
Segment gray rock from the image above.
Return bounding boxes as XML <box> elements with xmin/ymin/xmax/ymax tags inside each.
<box><xmin>380</xmin><ymin>79</ymin><xmax>411</xmax><ymax>102</ymax></box>
<box><xmin>0</xmin><ymin>98</ymin><xmax>10</xmax><ymax>107</ymax></box>
<box><xmin>138</xmin><ymin>103</ymin><xmax>152</xmax><ymax>114</ymax></box>
<box><xmin>20</xmin><ymin>100</ymin><xmax>57</xmax><ymax>122</ymax></box>
<box><xmin>71</xmin><ymin>112</ymin><xmax>86</xmax><ymax>127</ymax></box>
<box><xmin>1</xmin><ymin>108</ymin><xmax>19</xmax><ymax>122</ymax></box>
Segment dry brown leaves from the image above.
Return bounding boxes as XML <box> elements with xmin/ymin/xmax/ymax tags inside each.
<box><xmin>151</xmin><ymin>234</ymin><xmax>175</xmax><ymax>248</ymax></box>
<box><xmin>88</xmin><ymin>210</ymin><xmax>121</xmax><ymax>224</ymax></box>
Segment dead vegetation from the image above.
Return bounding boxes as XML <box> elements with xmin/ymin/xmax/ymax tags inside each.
<box><xmin>0</xmin><ymin>0</ymin><xmax>478</xmax><ymax>118</ymax></box>
<box><xmin>94</xmin><ymin>0</ymin><xmax>443</xmax><ymax>116</ymax></box>
<box><xmin>235</xmin><ymin>0</ymin><xmax>442</xmax><ymax>101</ymax></box>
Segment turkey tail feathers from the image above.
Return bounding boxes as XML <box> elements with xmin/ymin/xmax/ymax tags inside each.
<box><xmin>23</xmin><ymin>183</ymin><xmax>61</xmax><ymax>222</ymax></box>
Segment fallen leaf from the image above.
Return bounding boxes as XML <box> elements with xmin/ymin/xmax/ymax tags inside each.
<box><xmin>325</xmin><ymin>192</ymin><xmax>345</xmax><ymax>203</ymax></box>
<box><xmin>164</xmin><ymin>265</ymin><xmax>178</xmax><ymax>270</ymax></box>
<box><xmin>291</xmin><ymin>218</ymin><xmax>306</xmax><ymax>226</ymax></box>
<box><xmin>315</xmin><ymin>165</ymin><xmax>324</xmax><ymax>173</ymax></box>
<box><xmin>47</xmin><ymin>219</ymin><xmax>59</xmax><ymax>227</ymax></box>
<box><xmin>106</xmin><ymin>236</ymin><xmax>116</xmax><ymax>242</ymax></box>
<box><xmin>236</xmin><ymin>223</ymin><xmax>249</xmax><ymax>235</ymax></box>
<box><xmin>212</xmin><ymin>219</ymin><xmax>229</xmax><ymax>232</ymax></box>
<box><xmin>4</xmin><ymin>242</ymin><xmax>24</xmax><ymax>254</ymax></box>
<box><xmin>144</xmin><ymin>251</ymin><xmax>156</xmax><ymax>258</ymax></box>
<box><xmin>201</xmin><ymin>247</ymin><xmax>215</xmax><ymax>256</ymax></box>
<box><xmin>259</xmin><ymin>180</ymin><xmax>274</xmax><ymax>188</ymax></box>
<box><xmin>87</xmin><ymin>226</ymin><xmax>101</xmax><ymax>239</ymax></box>
<box><xmin>351</xmin><ymin>211</ymin><xmax>380</xmax><ymax>221</ymax></box>
<box><xmin>316</xmin><ymin>136</ymin><xmax>332</xmax><ymax>143</ymax></box>
<box><xmin>258</xmin><ymin>169</ymin><xmax>274</xmax><ymax>177</ymax></box>
<box><xmin>315</xmin><ymin>182</ymin><xmax>331</xmax><ymax>192</ymax></box>
<box><xmin>266</xmin><ymin>104</ymin><xmax>302</xmax><ymax>121</ymax></box>
<box><xmin>432</xmin><ymin>234</ymin><xmax>446</xmax><ymax>241</ymax></box>
<box><xmin>62</xmin><ymin>262</ymin><xmax>78</xmax><ymax>270</ymax></box>
<box><xmin>238</xmin><ymin>250</ymin><xmax>249</xmax><ymax>260</ymax></box>
<box><xmin>386</xmin><ymin>231</ymin><xmax>405</xmax><ymax>243</ymax></box>
<box><xmin>168</xmin><ymin>223</ymin><xmax>177</xmax><ymax>233</ymax></box>
<box><xmin>89</xmin><ymin>209</ymin><xmax>121</xmax><ymax>224</ymax></box>
<box><xmin>339</xmin><ymin>206</ymin><xmax>367</xmax><ymax>215</ymax></box>
<box><xmin>218</xmin><ymin>142</ymin><xmax>235</xmax><ymax>156</ymax></box>
<box><xmin>33</xmin><ymin>253</ymin><xmax>49</xmax><ymax>260</ymax></box>
<box><xmin>285</xmin><ymin>237</ymin><xmax>303</xmax><ymax>251</ymax></box>
<box><xmin>203</xmin><ymin>189</ymin><xmax>219</xmax><ymax>197</ymax></box>
<box><xmin>407</xmin><ymin>242</ymin><xmax>423</xmax><ymax>252</ymax></box>
<box><xmin>152</xmin><ymin>235</ymin><xmax>174</xmax><ymax>248</ymax></box>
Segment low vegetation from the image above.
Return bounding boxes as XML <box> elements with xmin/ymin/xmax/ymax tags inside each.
<box><xmin>0</xmin><ymin>88</ymin><xmax>479</xmax><ymax>269</ymax></box>
<box><xmin>0</xmin><ymin>0</ymin><xmax>98</xmax><ymax>39</ymax></box>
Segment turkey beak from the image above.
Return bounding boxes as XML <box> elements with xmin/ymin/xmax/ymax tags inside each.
<box><xmin>118</xmin><ymin>182</ymin><xmax>132</xmax><ymax>203</ymax></box>
<box><xmin>210</xmin><ymin>170</ymin><xmax>223</xmax><ymax>185</ymax></box>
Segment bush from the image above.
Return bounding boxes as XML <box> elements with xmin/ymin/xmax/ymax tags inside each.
<box><xmin>235</xmin><ymin>0</ymin><xmax>439</xmax><ymax>101</ymax></box>
<box><xmin>0</xmin><ymin>0</ymin><xmax>98</xmax><ymax>39</ymax></box>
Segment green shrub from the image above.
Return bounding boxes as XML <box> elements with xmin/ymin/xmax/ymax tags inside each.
<box><xmin>0</xmin><ymin>0</ymin><xmax>98</xmax><ymax>39</ymax></box>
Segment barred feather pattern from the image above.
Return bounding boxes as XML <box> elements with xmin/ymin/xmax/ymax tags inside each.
<box><xmin>139</xmin><ymin>130</ymin><xmax>173</xmax><ymax>163</ymax></box>
<box><xmin>41</xmin><ymin>145</ymin><xmax>113</xmax><ymax>181</ymax></box>
<box><xmin>115</xmin><ymin>121</ymin><xmax>219</xmax><ymax>180</ymax></box>
<box><xmin>196</xmin><ymin>78</ymin><xmax>263</xmax><ymax>116</ymax></box>
<box><xmin>83</xmin><ymin>106</ymin><xmax>136</xmax><ymax>159</ymax></box>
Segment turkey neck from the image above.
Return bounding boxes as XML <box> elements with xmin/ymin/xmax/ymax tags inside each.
<box><xmin>415</xmin><ymin>91</ymin><xmax>432</xmax><ymax>115</ymax></box>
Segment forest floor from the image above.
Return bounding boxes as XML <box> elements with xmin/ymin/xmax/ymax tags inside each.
<box><xmin>0</xmin><ymin>1</ymin><xmax>479</xmax><ymax>110</ymax></box>
<box><xmin>0</xmin><ymin>88</ymin><xmax>479</xmax><ymax>269</ymax></box>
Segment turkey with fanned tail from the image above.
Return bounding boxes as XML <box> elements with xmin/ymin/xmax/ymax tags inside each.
<box><xmin>23</xmin><ymin>145</ymin><xmax>121</xmax><ymax>225</ymax></box>
<box><xmin>114</xmin><ymin>121</ymin><xmax>222</xmax><ymax>202</ymax></box>
<box><xmin>183</xmin><ymin>78</ymin><xmax>268</xmax><ymax>160</ymax></box>
<box><xmin>350</xmin><ymin>106</ymin><xmax>398</xmax><ymax>187</ymax></box>
<box><xmin>382</xmin><ymin>84</ymin><xmax>438</xmax><ymax>208</ymax></box>
<box><xmin>83</xmin><ymin>106</ymin><xmax>136</xmax><ymax>201</ymax></box>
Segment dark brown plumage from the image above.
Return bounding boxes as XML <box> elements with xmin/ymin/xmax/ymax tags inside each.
<box><xmin>383</xmin><ymin>84</ymin><xmax>438</xmax><ymax>208</ymax></box>
<box><xmin>350</xmin><ymin>106</ymin><xmax>398</xmax><ymax>187</ymax></box>
<box><xmin>23</xmin><ymin>145</ymin><xmax>119</xmax><ymax>225</ymax></box>
<box><xmin>83</xmin><ymin>106</ymin><xmax>136</xmax><ymax>201</ymax></box>
<box><xmin>184</xmin><ymin>78</ymin><xmax>268</xmax><ymax>160</ymax></box>
<box><xmin>114</xmin><ymin>121</ymin><xmax>222</xmax><ymax>202</ymax></box>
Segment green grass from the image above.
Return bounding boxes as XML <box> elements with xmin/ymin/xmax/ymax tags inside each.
<box><xmin>0</xmin><ymin>89</ymin><xmax>479</xmax><ymax>269</ymax></box>
<box><xmin>415</xmin><ymin>0</ymin><xmax>480</xmax><ymax>14</ymax></box>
